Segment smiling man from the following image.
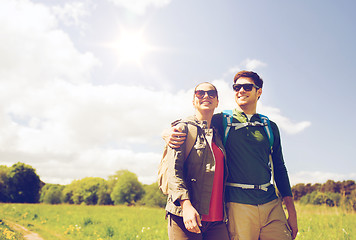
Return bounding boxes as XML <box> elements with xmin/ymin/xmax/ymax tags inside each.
<box><xmin>211</xmin><ymin>71</ymin><xmax>298</xmax><ymax>240</ymax></box>
<box><xmin>166</xmin><ymin>71</ymin><xmax>298</xmax><ymax>240</ymax></box>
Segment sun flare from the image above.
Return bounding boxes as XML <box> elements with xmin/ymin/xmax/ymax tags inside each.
<box><xmin>113</xmin><ymin>30</ymin><xmax>150</xmax><ymax>64</ymax></box>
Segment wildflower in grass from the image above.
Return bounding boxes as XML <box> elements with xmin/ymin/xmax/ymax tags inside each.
<box><xmin>141</xmin><ymin>226</ymin><xmax>151</xmax><ymax>233</ymax></box>
<box><xmin>65</xmin><ymin>224</ymin><xmax>81</xmax><ymax>234</ymax></box>
<box><xmin>2</xmin><ymin>228</ymin><xmax>15</xmax><ymax>239</ymax></box>
<box><xmin>22</xmin><ymin>212</ymin><xmax>28</xmax><ymax>219</ymax></box>
<box><xmin>75</xmin><ymin>224</ymin><xmax>81</xmax><ymax>232</ymax></box>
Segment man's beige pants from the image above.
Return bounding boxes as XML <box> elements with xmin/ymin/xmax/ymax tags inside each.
<box><xmin>226</xmin><ymin>198</ymin><xmax>292</xmax><ymax>240</ymax></box>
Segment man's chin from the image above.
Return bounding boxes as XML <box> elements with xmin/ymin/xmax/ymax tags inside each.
<box><xmin>237</xmin><ymin>101</ymin><xmax>248</xmax><ymax>106</ymax></box>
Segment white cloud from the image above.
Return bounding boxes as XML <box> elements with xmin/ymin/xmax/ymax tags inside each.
<box><xmin>107</xmin><ymin>0</ymin><xmax>171</xmax><ymax>15</ymax></box>
<box><xmin>242</xmin><ymin>58</ymin><xmax>267</xmax><ymax>71</ymax></box>
<box><xmin>0</xmin><ymin>0</ymin><xmax>99</xmax><ymax>89</ymax></box>
<box><xmin>1</xmin><ymin>80</ymin><xmax>195</xmax><ymax>184</ymax></box>
<box><xmin>290</xmin><ymin>171</ymin><xmax>356</xmax><ymax>186</ymax></box>
<box><xmin>257</xmin><ymin>104</ymin><xmax>312</xmax><ymax>134</ymax></box>
<box><xmin>0</xmin><ymin>0</ymin><xmax>312</xmax><ymax>186</ymax></box>
<box><xmin>1</xmin><ymin>77</ymin><xmax>311</xmax><ymax>184</ymax></box>
<box><xmin>225</xmin><ymin>59</ymin><xmax>267</xmax><ymax>78</ymax></box>
<box><xmin>51</xmin><ymin>1</ymin><xmax>92</xmax><ymax>31</ymax></box>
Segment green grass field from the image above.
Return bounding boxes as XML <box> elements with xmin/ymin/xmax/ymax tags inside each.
<box><xmin>0</xmin><ymin>203</ymin><xmax>355</xmax><ymax>240</ymax></box>
<box><xmin>294</xmin><ymin>204</ymin><xmax>355</xmax><ymax>240</ymax></box>
<box><xmin>0</xmin><ymin>204</ymin><xmax>167</xmax><ymax>240</ymax></box>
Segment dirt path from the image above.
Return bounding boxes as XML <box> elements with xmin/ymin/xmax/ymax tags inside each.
<box><xmin>3</xmin><ymin>219</ymin><xmax>45</xmax><ymax>240</ymax></box>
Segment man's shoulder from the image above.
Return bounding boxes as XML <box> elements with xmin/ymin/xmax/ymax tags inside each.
<box><xmin>171</xmin><ymin>115</ymin><xmax>198</xmax><ymax>126</ymax></box>
<box><xmin>212</xmin><ymin>112</ymin><xmax>223</xmax><ymax>120</ymax></box>
<box><xmin>264</xmin><ymin>117</ymin><xmax>278</xmax><ymax>129</ymax></box>
<box><xmin>256</xmin><ymin>114</ymin><xmax>279</xmax><ymax>131</ymax></box>
<box><xmin>212</xmin><ymin>113</ymin><xmax>224</xmax><ymax>129</ymax></box>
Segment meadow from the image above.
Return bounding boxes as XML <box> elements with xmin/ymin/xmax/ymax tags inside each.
<box><xmin>0</xmin><ymin>204</ymin><xmax>167</xmax><ymax>240</ymax></box>
<box><xmin>0</xmin><ymin>203</ymin><xmax>355</xmax><ymax>240</ymax></box>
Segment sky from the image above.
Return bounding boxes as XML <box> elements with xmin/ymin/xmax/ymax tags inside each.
<box><xmin>1</xmin><ymin>0</ymin><xmax>355</xmax><ymax>186</ymax></box>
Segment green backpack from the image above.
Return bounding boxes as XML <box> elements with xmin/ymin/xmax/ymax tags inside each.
<box><xmin>222</xmin><ymin>110</ymin><xmax>280</xmax><ymax>197</ymax></box>
<box><xmin>157</xmin><ymin>123</ymin><xmax>197</xmax><ymax>195</ymax></box>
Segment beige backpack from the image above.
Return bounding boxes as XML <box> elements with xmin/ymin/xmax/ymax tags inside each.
<box><xmin>158</xmin><ymin>123</ymin><xmax>197</xmax><ymax>195</ymax></box>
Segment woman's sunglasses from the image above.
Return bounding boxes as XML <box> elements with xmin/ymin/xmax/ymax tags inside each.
<box><xmin>232</xmin><ymin>83</ymin><xmax>260</xmax><ymax>92</ymax></box>
<box><xmin>195</xmin><ymin>90</ymin><xmax>217</xmax><ymax>99</ymax></box>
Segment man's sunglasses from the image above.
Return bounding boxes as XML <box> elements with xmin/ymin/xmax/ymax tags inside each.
<box><xmin>195</xmin><ymin>90</ymin><xmax>218</xmax><ymax>99</ymax></box>
<box><xmin>232</xmin><ymin>83</ymin><xmax>260</xmax><ymax>92</ymax></box>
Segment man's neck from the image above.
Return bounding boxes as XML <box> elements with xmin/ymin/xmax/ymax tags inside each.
<box><xmin>236</xmin><ymin>105</ymin><xmax>257</xmax><ymax>115</ymax></box>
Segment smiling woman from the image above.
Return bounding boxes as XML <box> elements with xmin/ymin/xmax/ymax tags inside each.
<box><xmin>113</xmin><ymin>30</ymin><xmax>150</xmax><ymax>64</ymax></box>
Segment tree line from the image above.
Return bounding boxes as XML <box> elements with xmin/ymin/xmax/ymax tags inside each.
<box><xmin>0</xmin><ymin>162</ymin><xmax>166</xmax><ymax>207</ymax></box>
<box><xmin>291</xmin><ymin>180</ymin><xmax>356</xmax><ymax>211</ymax></box>
<box><xmin>1</xmin><ymin>162</ymin><xmax>355</xmax><ymax>211</ymax></box>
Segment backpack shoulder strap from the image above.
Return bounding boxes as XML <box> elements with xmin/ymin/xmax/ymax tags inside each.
<box><xmin>157</xmin><ymin>122</ymin><xmax>197</xmax><ymax>195</ymax></box>
<box><xmin>185</xmin><ymin>124</ymin><xmax>197</xmax><ymax>159</ymax></box>
<box><xmin>258</xmin><ymin>114</ymin><xmax>274</xmax><ymax>150</ymax></box>
<box><xmin>222</xmin><ymin>110</ymin><xmax>233</xmax><ymax>145</ymax></box>
<box><xmin>258</xmin><ymin>114</ymin><xmax>281</xmax><ymax>198</ymax></box>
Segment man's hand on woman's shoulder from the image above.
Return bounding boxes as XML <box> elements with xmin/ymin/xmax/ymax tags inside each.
<box><xmin>162</xmin><ymin>125</ymin><xmax>187</xmax><ymax>148</ymax></box>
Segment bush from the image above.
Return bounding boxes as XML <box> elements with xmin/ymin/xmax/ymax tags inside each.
<box><xmin>40</xmin><ymin>184</ymin><xmax>64</xmax><ymax>204</ymax></box>
<box><xmin>62</xmin><ymin>177</ymin><xmax>110</xmax><ymax>205</ymax></box>
<box><xmin>140</xmin><ymin>183</ymin><xmax>166</xmax><ymax>208</ymax></box>
<box><xmin>110</xmin><ymin>170</ymin><xmax>144</xmax><ymax>205</ymax></box>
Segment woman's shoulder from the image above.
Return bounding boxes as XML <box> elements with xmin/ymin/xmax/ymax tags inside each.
<box><xmin>170</xmin><ymin>116</ymin><xmax>198</xmax><ymax>133</ymax></box>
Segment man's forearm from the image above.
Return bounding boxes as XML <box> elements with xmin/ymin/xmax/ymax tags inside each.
<box><xmin>283</xmin><ymin>196</ymin><xmax>298</xmax><ymax>239</ymax></box>
<box><xmin>283</xmin><ymin>196</ymin><xmax>296</xmax><ymax>217</ymax></box>
<box><xmin>161</xmin><ymin>126</ymin><xmax>186</xmax><ymax>148</ymax></box>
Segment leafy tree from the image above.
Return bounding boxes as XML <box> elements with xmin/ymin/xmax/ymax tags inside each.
<box><xmin>6</xmin><ymin>162</ymin><xmax>42</xmax><ymax>203</ymax></box>
<box><xmin>79</xmin><ymin>177</ymin><xmax>109</xmax><ymax>205</ymax></box>
<box><xmin>97</xmin><ymin>184</ymin><xmax>113</xmax><ymax>205</ymax></box>
<box><xmin>61</xmin><ymin>182</ymin><xmax>77</xmax><ymax>204</ymax></box>
<box><xmin>299</xmin><ymin>191</ymin><xmax>342</xmax><ymax>207</ymax></box>
<box><xmin>339</xmin><ymin>180</ymin><xmax>356</xmax><ymax>197</ymax></box>
<box><xmin>350</xmin><ymin>189</ymin><xmax>356</xmax><ymax>211</ymax></box>
<box><xmin>292</xmin><ymin>183</ymin><xmax>321</xmax><ymax>201</ymax></box>
<box><xmin>312</xmin><ymin>192</ymin><xmax>326</xmax><ymax>205</ymax></box>
<box><xmin>292</xmin><ymin>183</ymin><xmax>307</xmax><ymax>201</ymax></box>
<box><xmin>40</xmin><ymin>184</ymin><xmax>64</xmax><ymax>204</ymax></box>
<box><xmin>305</xmin><ymin>183</ymin><xmax>321</xmax><ymax>193</ymax></box>
<box><xmin>110</xmin><ymin>170</ymin><xmax>144</xmax><ymax>205</ymax></box>
<box><xmin>294</xmin><ymin>180</ymin><xmax>356</xmax><ymax>212</ymax></box>
<box><xmin>0</xmin><ymin>165</ymin><xmax>10</xmax><ymax>202</ymax></box>
<box><xmin>299</xmin><ymin>191</ymin><xmax>317</xmax><ymax>205</ymax></box>
<box><xmin>107</xmin><ymin>170</ymin><xmax>130</xmax><ymax>191</ymax></box>
<box><xmin>62</xmin><ymin>177</ymin><xmax>110</xmax><ymax>205</ymax></box>
<box><xmin>325</xmin><ymin>192</ymin><xmax>341</xmax><ymax>207</ymax></box>
<box><xmin>320</xmin><ymin>180</ymin><xmax>341</xmax><ymax>193</ymax></box>
<box><xmin>140</xmin><ymin>182</ymin><xmax>166</xmax><ymax>208</ymax></box>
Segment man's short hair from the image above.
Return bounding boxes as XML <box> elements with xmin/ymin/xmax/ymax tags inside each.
<box><xmin>233</xmin><ymin>71</ymin><xmax>263</xmax><ymax>89</ymax></box>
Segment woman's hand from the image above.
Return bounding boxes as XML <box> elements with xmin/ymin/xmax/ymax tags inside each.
<box><xmin>180</xmin><ymin>199</ymin><xmax>202</xmax><ymax>233</ymax></box>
